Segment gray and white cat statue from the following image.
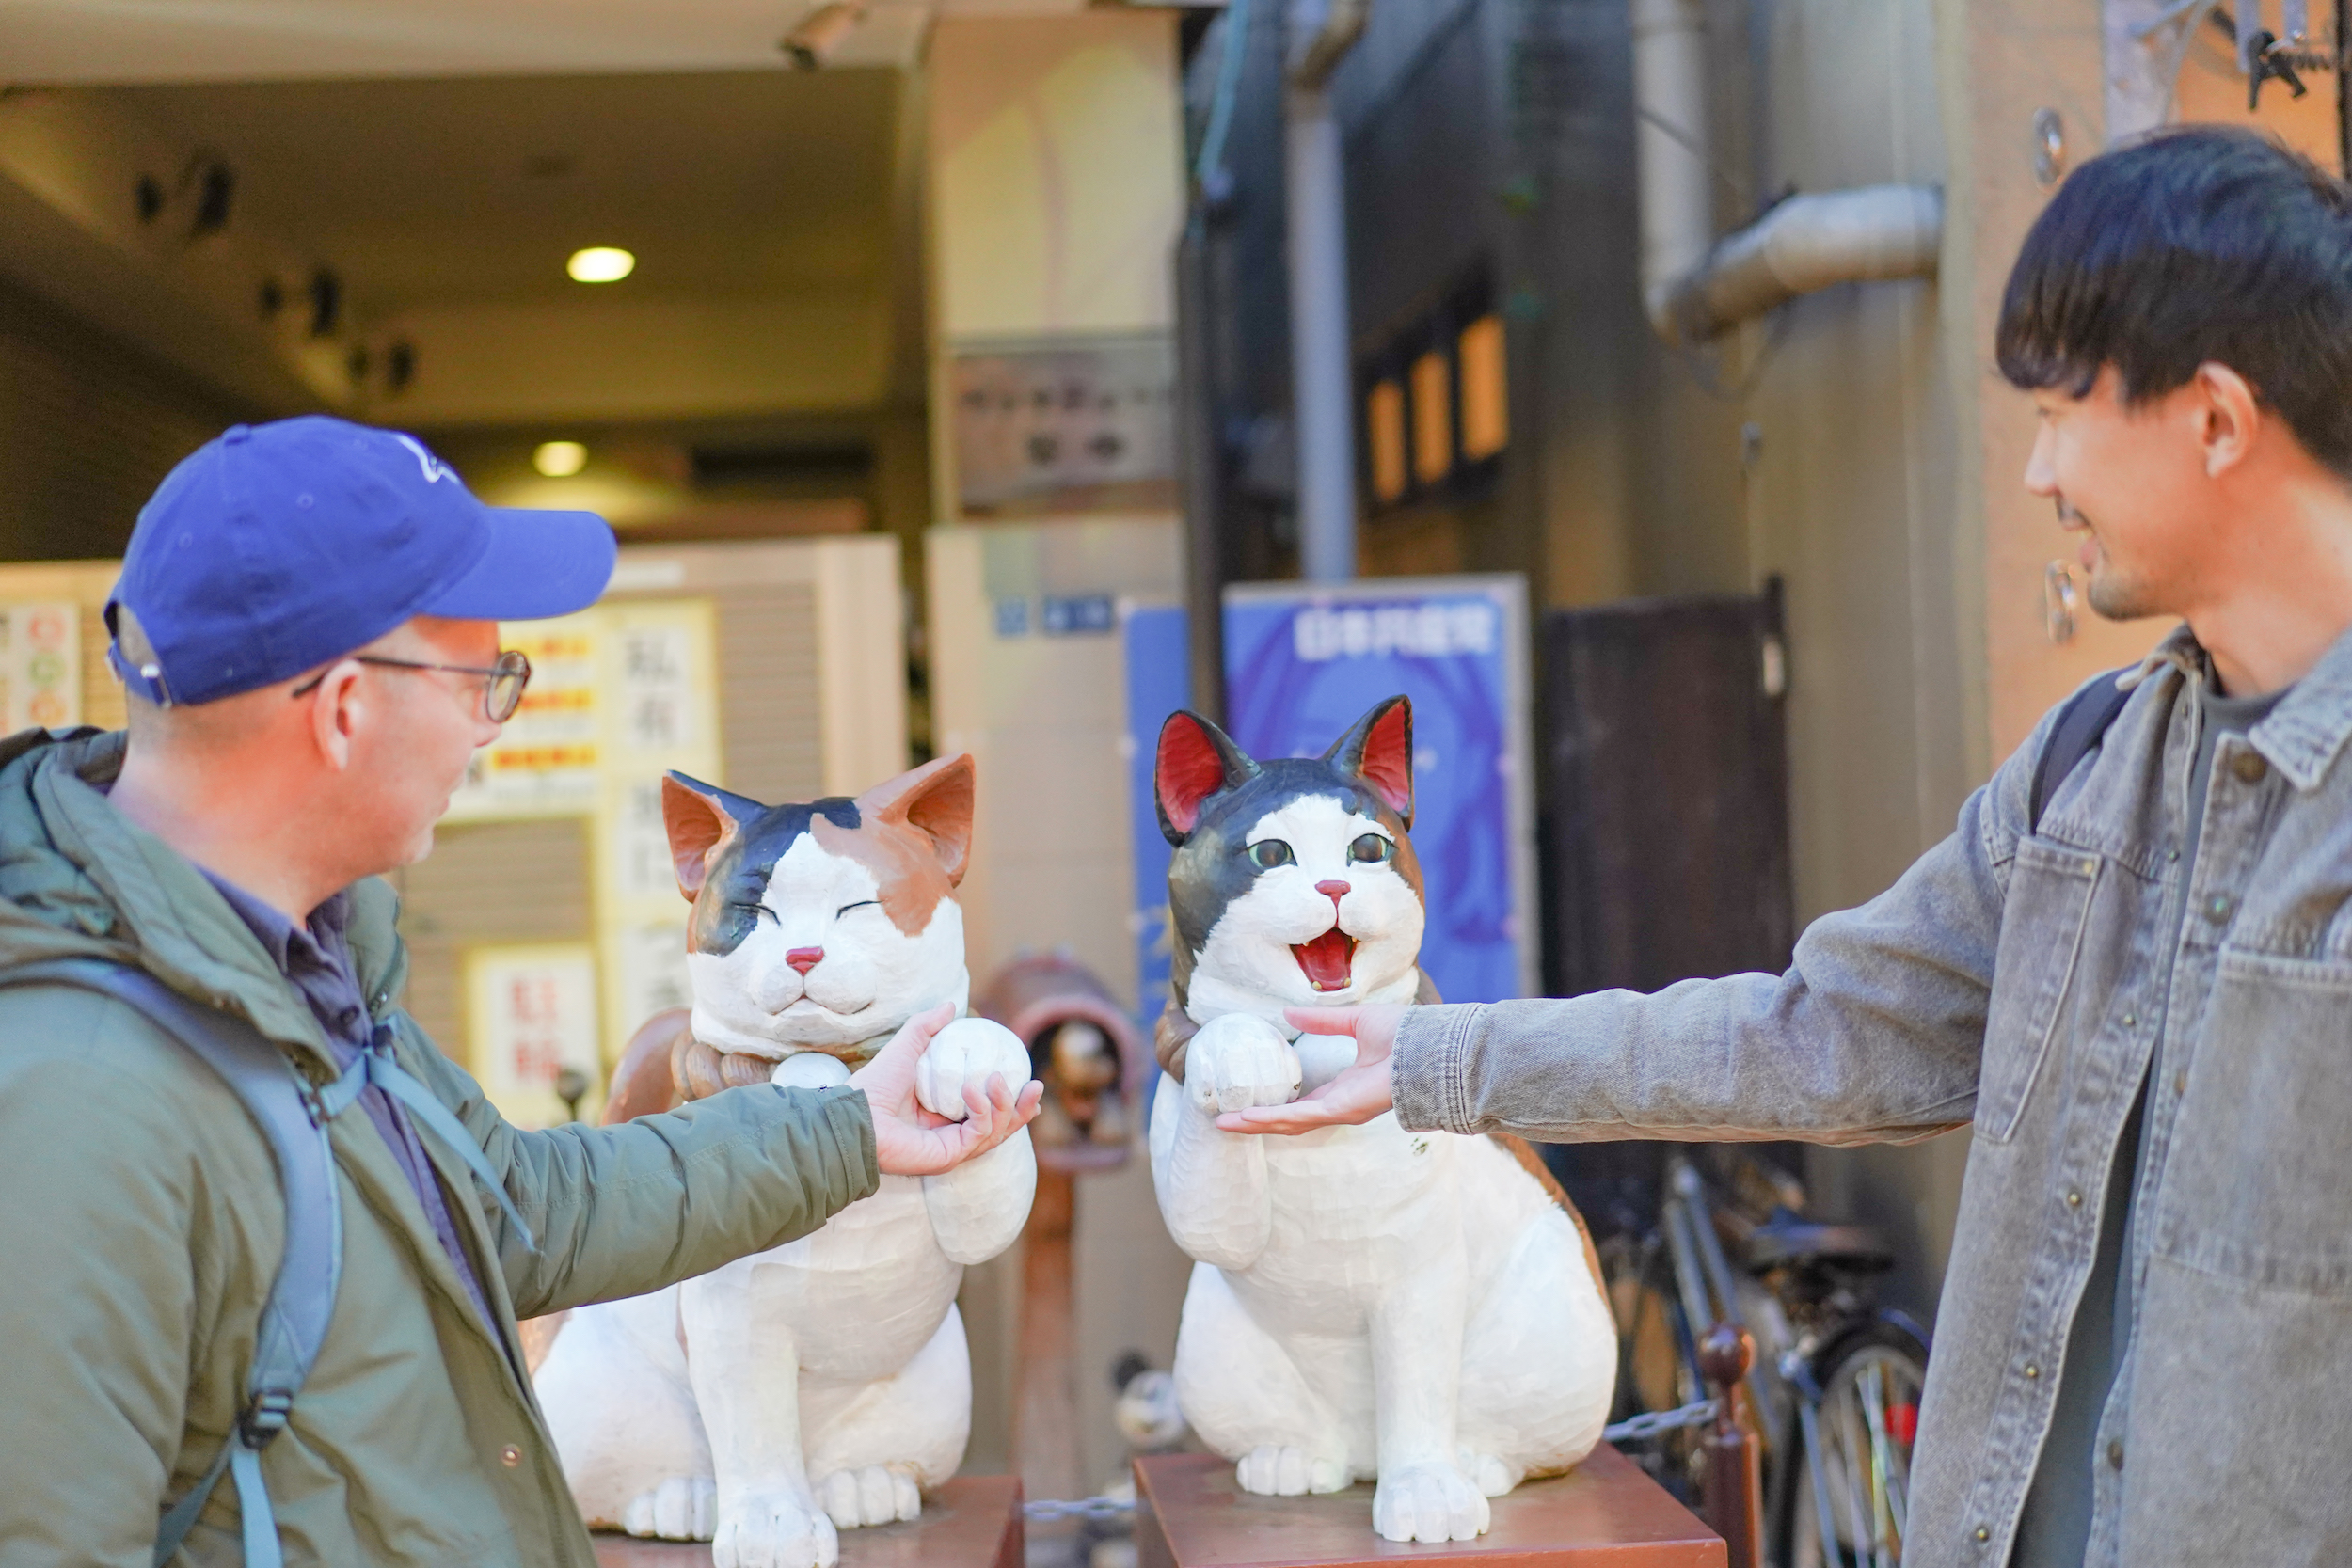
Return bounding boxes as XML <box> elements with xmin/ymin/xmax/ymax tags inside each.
<box><xmin>532</xmin><ymin>756</ymin><xmax>1037</xmax><ymax>1568</ymax></box>
<box><xmin>1147</xmin><ymin>696</ymin><xmax>1617</xmax><ymax>1544</ymax></box>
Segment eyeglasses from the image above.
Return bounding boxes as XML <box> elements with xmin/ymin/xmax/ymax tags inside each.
<box><xmin>290</xmin><ymin>648</ymin><xmax>533</xmax><ymax>722</ymax></box>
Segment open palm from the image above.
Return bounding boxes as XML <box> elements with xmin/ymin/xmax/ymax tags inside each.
<box><xmin>1214</xmin><ymin>1004</ymin><xmax>1405</xmax><ymax>1134</ymax></box>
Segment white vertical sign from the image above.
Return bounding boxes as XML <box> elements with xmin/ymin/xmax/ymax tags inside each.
<box><xmin>467</xmin><ymin>943</ymin><xmax>601</xmax><ymax>1128</ymax></box>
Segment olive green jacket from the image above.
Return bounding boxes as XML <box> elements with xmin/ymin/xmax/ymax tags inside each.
<box><xmin>0</xmin><ymin>730</ymin><xmax>881</xmax><ymax>1567</ymax></box>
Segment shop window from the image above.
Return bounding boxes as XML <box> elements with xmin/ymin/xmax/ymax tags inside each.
<box><xmin>1367</xmin><ymin>379</ymin><xmax>1408</xmax><ymax>504</ymax></box>
<box><xmin>1457</xmin><ymin>314</ymin><xmax>1507</xmax><ymax>462</ymax></box>
<box><xmin>1411</xmin><ymin>351</ymin><xmax>1452</xmax><ymax>486</ymax></box>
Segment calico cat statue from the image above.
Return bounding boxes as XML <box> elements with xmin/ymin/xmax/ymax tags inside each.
<box><xmin>1148</xmin><ymin>697</ymin><xmax>1617</xmax><ymax>1544</ymax></box>
<box><xmin>532</xmin><ymin>756</ymin><xmax>1036</xmax><ymax>1568</ymax></box>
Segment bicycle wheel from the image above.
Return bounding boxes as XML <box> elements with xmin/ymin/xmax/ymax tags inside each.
<box><xmin>1777</xmin><ymin>1322</ymin><xmax>1927</xmax><ymax>1568</ymax></box>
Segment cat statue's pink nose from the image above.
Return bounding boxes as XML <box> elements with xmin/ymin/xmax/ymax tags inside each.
<box><xmin>1314</xmin><ymin>880</ymin><xmax>1350</xmax><ymax>910</ymax></box>
<box><xmin>786</xmin><ymin>946</ymin><xmax>824</xmax><ymax>974</ymax></box>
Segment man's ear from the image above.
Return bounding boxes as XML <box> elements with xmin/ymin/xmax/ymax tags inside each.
<box><xmin>858</xmin><ymin>754</ymin><xmax>976</xmax><ymax>885</ymax></box>
<box><xmin>1155</xmin><ymin>710</ymin><xmax>1260</xmax><ymax>845</ymax></box>
<box><xmin>308</xmin><ymin>658</ymin><xmax>368</xmax><ymax>771</ymax></box>
<box><xmin>1323</xmin><ymin>695</ymin><xmax>1414</xmax><ymax>828</ymax></box>
<box><xmin>662</xmin><ymin>772</ymin><xmax>755</xmax><ymax>901</ymax></box>
<box><xmin>2196</xmin><ymin>360</ymin><xmax>2263</xmax><ymax>479</ymax></box>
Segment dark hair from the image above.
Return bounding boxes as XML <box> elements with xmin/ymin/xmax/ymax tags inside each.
<box><xmin>1996</xmin><ymin>125</ymin><xmax>2352</xmax><ymax>478</ymax></box>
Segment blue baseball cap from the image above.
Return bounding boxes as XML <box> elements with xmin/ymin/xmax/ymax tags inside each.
<box><xmin>107</xmin><ymin>416</ymin><xmax>616</xmax><ymax>707</ymax></box>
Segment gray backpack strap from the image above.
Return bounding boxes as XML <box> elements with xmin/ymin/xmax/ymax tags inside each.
<box><xmin>0</xmin><ymin>958</ymin><xmax>342</xmax><ymax>1568</ymax></box>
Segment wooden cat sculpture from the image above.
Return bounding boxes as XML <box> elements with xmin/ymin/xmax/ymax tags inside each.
<box><xmin>1147</xmin><ymin>697</ymin><xmax>1616</xmax><ymax>1544</ymax></box>
<box><xmin>533</xmin><ymin>756</ymin><xmax>1037</xmax><ymax>1568</ymax></box>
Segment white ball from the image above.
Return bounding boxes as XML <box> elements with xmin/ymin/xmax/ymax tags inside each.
<box><xmin>771</xmin><ymin>1052</ymin><xmax>852</xmax><ymax>1090</ymax></box>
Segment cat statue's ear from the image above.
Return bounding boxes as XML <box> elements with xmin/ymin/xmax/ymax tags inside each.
<box><xmin>662</xmin><ymin>772</ymin><xmax>769</xmax><ymax>901</ymax></box>
<box><xmin>857</xmin><ymin>753</ymin><xmax>977</xmax><ymax>885</ymax></box>
<box><xmin>1324</xmin><ymin>695</ymin><xmax>1415</xmax><ymax>829</ymax></box>
<box><xmin>1155</xmin><ymin>710</ymin><xmax>1261</xmax><ymax>846</ymax></box>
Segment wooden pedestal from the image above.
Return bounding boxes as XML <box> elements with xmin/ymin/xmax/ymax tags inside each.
<box><xmin>591</xmin><ymin>1475</ymin><xmax>1025</xmax><ymax>1568</ymax></box>
<box><xmin>1133</xmin><ymin>1450</ymin><xmax>1724</xmax><ymax>1568</ymax></box>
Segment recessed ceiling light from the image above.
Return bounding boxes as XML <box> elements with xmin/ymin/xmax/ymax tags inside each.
<box><xmin>533</xmin><ymin>441</ymin><xmax>588</xmax><ymax>478</ymax></box>
<box><xmin>566</xmin><ymin>246</ymin><xmax>634</xmax><ymax>284</ymax></box>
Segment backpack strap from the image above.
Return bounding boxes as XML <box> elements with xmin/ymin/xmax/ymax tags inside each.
<box><xmin>2028</xmin><ymin>671</ymin><xmax>2135</xmax><ymax>833</ymax></box>
<box><xmin>0</xmin><ymin>958</ymin><xmax>342</xmax><ymax>1568</ymax></box>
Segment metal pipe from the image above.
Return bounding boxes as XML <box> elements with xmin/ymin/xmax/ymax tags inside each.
<box><xmin>1285</xmin><ymin>0</ymin><xmax>1364</xmax><ymax>583</ymax></box>
<box><xmin>1632</xmin><ymin>0</ymin><xmax>1713</xmax><ymax>335</ymax></box>
<box><xmin>1659</xmin><ymin>183</ymin><xmax>1944</xmax><ymax>346</ymax></box>
<box><xmin>1176</xmin><ymin>216</ymin><xmax>1228</xmax><ymax>723</ymax></box>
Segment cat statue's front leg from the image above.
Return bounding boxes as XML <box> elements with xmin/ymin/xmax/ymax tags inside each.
<box><xmin>1368</xmin><ymin>1244</ymin><xmax>1488</xmax><ymax>1544</ymax></box>
<box><xmin>914</xmin><ymin>1017</ymin><xmax>1038</xmax><ymax>1263</ymax></box>
<box><xmin>1149</xmin><ymin>1013</ymin><xmax>1295</xmax><ymax>1271</ymax></box>
<box><xmin>683</xmin><ymin>1266</ymin><xmax>837</xmax><ymax>1568</ymax></box>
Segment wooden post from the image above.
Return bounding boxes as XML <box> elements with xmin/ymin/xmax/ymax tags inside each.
<box><xmin>1013</xmin><ymin>1166</ymin><xmax>1083</xmax><ymax>1503</ymax></box>
<box><xmin>1698</xmin><ymin>1323</ymin><xmax>1762</xmax><ymax>1568</ymax></box>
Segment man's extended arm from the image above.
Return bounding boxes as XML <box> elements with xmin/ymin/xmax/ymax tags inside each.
<box><xmin>1226</xmin><ymin>697</ymin><xmax>2055</xmax><ymax>1144</ymax></box>
<box><xmin>395</xmin><ymin>1003</ymin><xmax>1038</xmax><ymax>1321</ymax></box>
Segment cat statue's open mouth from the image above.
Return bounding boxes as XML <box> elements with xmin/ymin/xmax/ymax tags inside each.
<box><xmin>1293</xmin><ymin>927</ymin><xmax>1357</xmax><ymax>990</ymax></box>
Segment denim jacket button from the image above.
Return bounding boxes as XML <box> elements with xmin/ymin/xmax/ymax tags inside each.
<box><xmin>2067</xmin><ymin>1189</ymin><xmax>2084</xmax><ymax>1207</ymax></box>
<box><xmin>1975</xmin><ymin>1527</ymin><xmax>1991</xmax><ymax>1543</ymax></box>
<box><xmin>2024</xmin><ymin>1362</ymin><xmax>2041</xmax><ymax>1379</ymax></box>
<box><xmin>2122</xmin><ymin>1012</ymin><xmax>2137</xmax><ymax>1028</ymax></box>
<box><xmin>2232</xmin><ymin>751</ymin><xmax>2268</xmax><ymax>784</ymax></box>
<box><xmin>2205</xmin><ymin>893</ymin><xmax>2234</xmax><ymax>923</ymax></box>
<box><xmin>2107</xmin><ymin>1438</ymin><xmax>2125</xmax><ymax>1468</ymax></box>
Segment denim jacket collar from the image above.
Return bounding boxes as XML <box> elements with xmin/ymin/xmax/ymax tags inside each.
<box><xmin>2122</xmin><ymin>619</ymin><xmax>2352</xmax><ymax>792</ymax></box>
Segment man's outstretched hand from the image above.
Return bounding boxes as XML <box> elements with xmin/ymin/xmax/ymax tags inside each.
<box><xmin>1214</xmin><ymin>1004</ymin><xmax>1406</xmax><ymax>1134</ymax></box>
<box><xmin>850</xmin><ymin>1004</ymin><xmax>1044</xmax><ymax>1176</ymax></box>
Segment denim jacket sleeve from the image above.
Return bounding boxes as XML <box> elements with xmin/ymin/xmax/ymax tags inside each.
<box><xmin>1394</xmin><ymin>701</ymin><xmax>2058</xmax><ymax>1147</ymax></box>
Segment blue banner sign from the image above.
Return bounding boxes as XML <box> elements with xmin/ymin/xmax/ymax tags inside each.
<box><xmin>1120</xmin><ymin>576</ymin><xmax>1534</xmax><ymax>1031</ymax></box>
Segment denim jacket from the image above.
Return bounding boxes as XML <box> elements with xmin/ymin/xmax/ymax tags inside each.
<box><xmin>1394</xmin><ymin>622</ymin><xmax>2352</xmax><ymax>1567</ymax></box>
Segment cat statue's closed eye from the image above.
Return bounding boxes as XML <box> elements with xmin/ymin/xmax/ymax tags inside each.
<box><xmin>1148</xmin><ymin>697</ymin><xmax>1617</xmax><ymax>1544</ymax></box>
<box><xmin>532</xmin><ymin>757</ymin><xmax>1036</xmax><ymax>1568</ymax></box>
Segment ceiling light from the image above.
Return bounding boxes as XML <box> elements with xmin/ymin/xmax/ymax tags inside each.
<box><xmin>565</xmin><ymin>246</ymin><xmax>634</xmax><ymax>284</ymax></box>
<box><xmin>533</xmin><ymin>441</ymin><xmax>589</xmax><ymax>478</ymax></box>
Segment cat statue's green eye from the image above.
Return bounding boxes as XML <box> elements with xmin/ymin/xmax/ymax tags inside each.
<box><xmin>1247</xmin><ymin>839</ymin><xmax>1296</xmax><ymax>871</ymax></box>
<box><xmin>1349</xmin><ymin>833</ymin><xmax>1395</xmax><ymax>864</ymax></box>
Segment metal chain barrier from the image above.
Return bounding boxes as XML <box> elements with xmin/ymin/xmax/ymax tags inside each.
<box><xmin>1600</xmin><ymin>1398</ymin><xmax>1719</xmax><ymax>1443</ymax></box>
<box><xmin>1023</xmin><ymin>1496</ymin><xmax>1138</xmax><ymax>1522</ymax></box>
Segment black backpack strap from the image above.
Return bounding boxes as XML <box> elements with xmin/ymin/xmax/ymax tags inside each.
<box><xmin>2028</xmin><ymin>671</ymin><xmax>2134</xmax><ymax>833</ymax></box>
<box><xmin>0</xmin><ymin>958</ymin><xmax>342</xmax><ymax>1568</ymax></box>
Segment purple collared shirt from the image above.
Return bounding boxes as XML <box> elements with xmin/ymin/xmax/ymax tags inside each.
<box><xmin>200</xmin><ymin>872</ymin><xmax>499</xmax><ymax>1333</ymax></box>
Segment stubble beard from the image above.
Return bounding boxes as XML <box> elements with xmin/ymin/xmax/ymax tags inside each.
<box><xmin>2084</xmin><ymin>560</ymin><xmax>2160</xmax><ymax>623</ymax></box>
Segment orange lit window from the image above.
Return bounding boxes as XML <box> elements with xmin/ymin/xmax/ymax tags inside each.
<box><xmin>1367</xmin><ymin>379</ymin><xmax>1407</xmax><ymax>503</ymax></box>
<box><xmin>1410</xmin><ymin>351</ymin><xmax>1452</xmax><ymax>486</ymax></box>
<box><xmin>1457</xmin><ymin>315</ymin><xmax>1507</xmax><ymax>461</ymax></box>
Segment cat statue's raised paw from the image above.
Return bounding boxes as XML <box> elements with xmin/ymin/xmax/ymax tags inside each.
<box><xmin>1147</xmin><ymin>697</ymin><xmax>1616</xmax><ymax>1544</ymax></box>
<box><xmin>532</xmin><ymin>756</ymin><xmax>1036</xmax><ymax>1568</ymax></box>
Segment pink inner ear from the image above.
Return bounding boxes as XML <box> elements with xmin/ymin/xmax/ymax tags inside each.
<box><xmin>1359</xmin><ymin>703</ymin><xmax>1413</xmax><ymax>816</ymax></box>
<box><xmin>1157</xmin><ymin>718</ymin><xmax>1230</xmax><ymax>833</ymax></box>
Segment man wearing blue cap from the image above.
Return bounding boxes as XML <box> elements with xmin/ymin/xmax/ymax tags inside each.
<box><xmin>0</xmin><ymin>417</ymin><xmax>1038</xmax><ymax>1568</ymax></box>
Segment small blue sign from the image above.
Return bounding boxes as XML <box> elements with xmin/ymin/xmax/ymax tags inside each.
<box><xmin>1042</xmin><ymin>594</ymin><xmax>1116</xmax><ymax>636</ymax></box>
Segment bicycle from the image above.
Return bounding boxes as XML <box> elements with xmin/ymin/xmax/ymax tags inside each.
<box><xmin>1593</xmin><ymin>1148</ymin><xmax>1930</xmax><ymax>1568</ymax></box>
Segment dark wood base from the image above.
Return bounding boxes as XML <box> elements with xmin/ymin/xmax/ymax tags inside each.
<box><xmin>1133</xmin><ymin>1449</ymin><xmax>1723</xmax><ymax>1568</ymax></box>
<box><xmin>591</xmin><ymin>1475</ymin><xmax>1025</xmax><ymax>1568</ymax></box>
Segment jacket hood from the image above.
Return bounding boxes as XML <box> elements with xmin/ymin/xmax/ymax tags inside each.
<box><xmin>0</xmin><ymin>727</ymin><xmax>407</xmax><ymax>1075</ymax></box>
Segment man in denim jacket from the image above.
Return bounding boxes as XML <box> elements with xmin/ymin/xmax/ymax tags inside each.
<box><xmin>1219</xmin><ymin>129</ymin><xmax>2352</xmax><ymax>1566</ymax></box>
